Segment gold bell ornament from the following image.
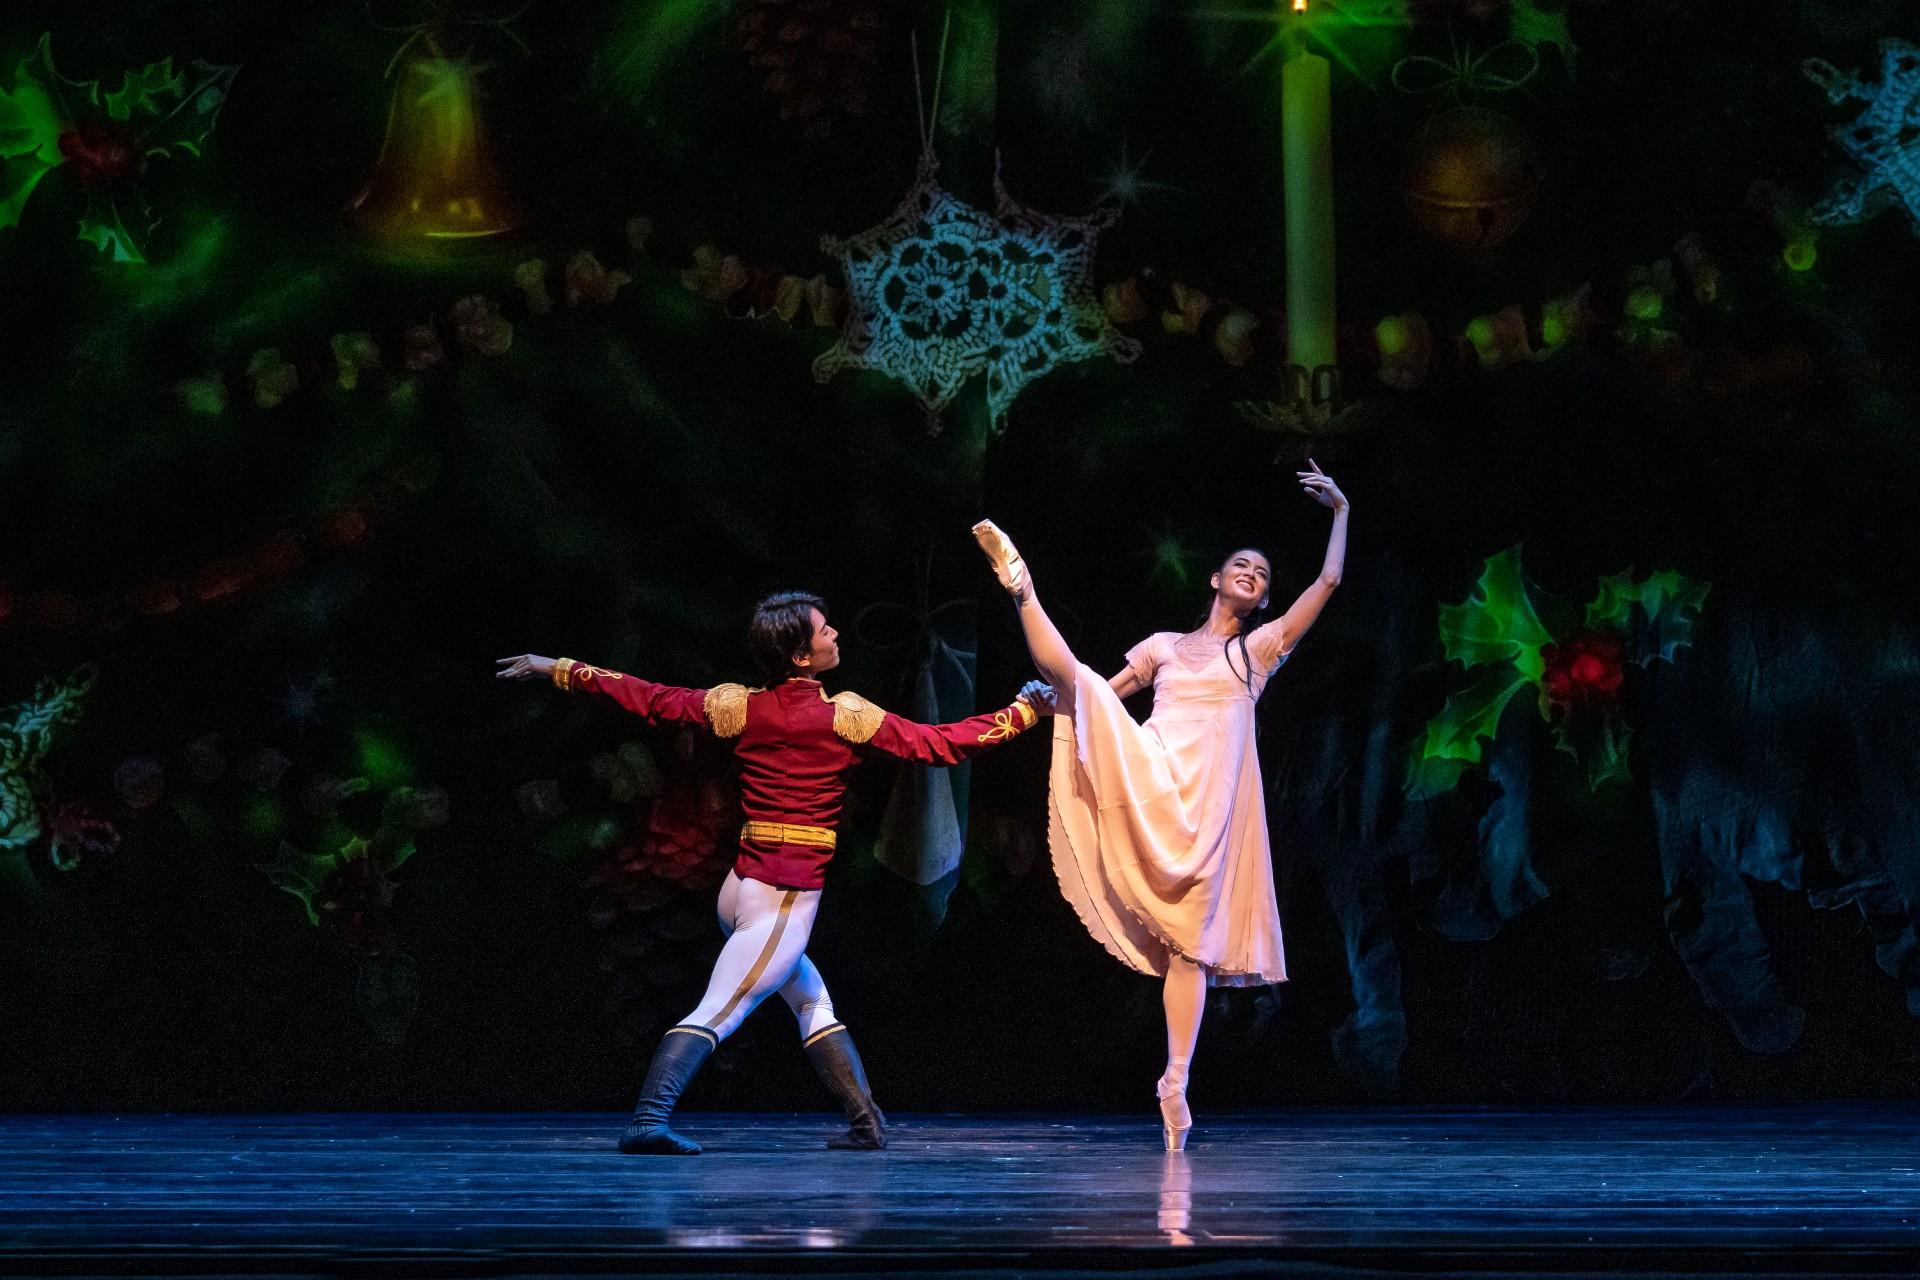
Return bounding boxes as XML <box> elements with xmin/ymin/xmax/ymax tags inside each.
<box><xmin>350</xmin><ymin>39</ymin><xmax>521</xmax><ymax>242</ymax></box>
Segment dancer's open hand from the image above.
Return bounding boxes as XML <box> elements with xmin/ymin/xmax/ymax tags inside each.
<box><xmin>1017</xmin><ymin>680</ymin><xmax>1058</xmax><ymax>715</ymax></box>
<box><xmin>1296</xmin><ymin>458</ymin><xmax>1348</xmax><ymax>511</ymax></box>
<box><xmin>496</xmin><ymin>654</ymin><xmax>558</xmax><ymax>681</ymax></box>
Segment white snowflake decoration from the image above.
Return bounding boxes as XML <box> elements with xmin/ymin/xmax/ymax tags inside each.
<box><xmin>1804</xmin><ymin>38</ymin><xmax>1920</xmax><ymax>229</ymax></box>
<box><xmin>813</xmin><ymin>154</ymin><xmax>1141</xmax><ymax>430</ymax></box>
<box><xmin>0</xmin><ymin>667</ymin><xmax>94</xmax><ymax>853</ymax></box>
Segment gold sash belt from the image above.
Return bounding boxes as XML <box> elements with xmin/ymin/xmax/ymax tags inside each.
<box><xmin>740</xmin><ymin>820</ymin><xmax>837</xmax><ymax>850</ymax></box>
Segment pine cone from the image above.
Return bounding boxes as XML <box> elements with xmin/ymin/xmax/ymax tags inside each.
<box><xmin>736</xmin><ymin>0</ymin><xmax>884</xmax><ymax>138</ymax></box>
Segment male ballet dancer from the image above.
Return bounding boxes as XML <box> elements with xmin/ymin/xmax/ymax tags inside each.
<box><xmin>499</xmin><ymin>590</ymin><xmax>1050</xmax><ymax>1153</ymax></box>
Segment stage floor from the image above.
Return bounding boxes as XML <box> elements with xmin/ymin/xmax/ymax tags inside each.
<box><xmin>2</xmin><ymin>1105</ymin><xmax>1917</xmax><ymax>1277</ymax></box>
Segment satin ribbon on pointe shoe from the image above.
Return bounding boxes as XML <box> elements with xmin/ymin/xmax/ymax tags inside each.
<box><xmin>1158</xmin><ymin>1088</ymin><xmax>1192</xmax><ymax>1152</ymax></box>
<box><xmin>970</xmin><ymin>520</ymin><xmax>1030</xmax><ymax>604</ymax></box>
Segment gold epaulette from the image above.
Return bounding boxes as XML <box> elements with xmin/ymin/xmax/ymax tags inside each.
<box><xmin>826</xmin><ymin>690</ymin><xmax>886</xmax><ymax>744</ymax></box>
<box><xmin>703</xmin><ymin>683</ymin><xmax>750</xmax><ymax>738</ymax></box>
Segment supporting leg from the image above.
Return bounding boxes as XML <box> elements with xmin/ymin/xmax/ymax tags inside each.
<box><xmin>618</xmin><ymin>874</ymin><xmax>820</xmax><ymax>1155</ymax></box>
<box><xmin>778</xmin><ymin>955</ymin><xmax>840</xmax><ymax>1040</ymax></box>
<box><xmin>804</xmin><ymin>1026</ymin><xmax>889</xmax><ymax>1150</ymax></box>
<box><xmin>781</xmin><ymin>958</ymin><xmax>887</xmax><ymax>1149</ymax></box>
<box><xmin>619</xmin><ymin>1026</ymin><xmax>716</xmax><ymax>1155</ymax></box>
<box><xmin>1157</xmin><ymin>955</ymin><xmax>1205</xmax><ymax>1151</ymax></box>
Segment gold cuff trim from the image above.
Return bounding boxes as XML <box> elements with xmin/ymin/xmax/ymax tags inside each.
<box><xmin>802</xmin><ymin>1023</ymin><xmax>848</xmax><ymax>1048</ymax></box>
<box><xmin>704</xmin><ymin>683</ymin><xmax>750</xmax><ymax>738</ymax></box>
<box><xmin>554</xmin><ymin>658</ymin><xmax>624</xmax><ymax>692</ymax></box>
<box><xmin>740</xmin><ymin>820</ymin><xmax>837</xmax><ymax>850</ymax></box>
<box><xmin>977</xmin><ymin>700</ymin><xmax>1037</xmax><ymax>743</ymax></box>
<box><xmin>664</xmin><ymin>1025</ymin><xmax>718</xmax><ymax>1047</ymax></box>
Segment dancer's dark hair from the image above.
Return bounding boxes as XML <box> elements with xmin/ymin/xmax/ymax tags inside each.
<box><xmin>749</xmin><ymin>591</ymin><xmax>828</xmax><ymax>682</ymax></box>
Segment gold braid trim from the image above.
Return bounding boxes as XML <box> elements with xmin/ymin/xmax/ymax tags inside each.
<box><xmin>703</xmin><ymin>683</ymin><xmax>750</xmax><ymax>738</ymax></box>
<box><xmin>553</xmin><ymin>658</ymin><xmax>624</xmax><ymax>692</ymax></box>
<box><xmin>827</xmin><ymin>690</ymin><xmax>886</xmax><ymax>744</ymax></box>
<box><xmin>977</xmin><ymin>699</ymin><xmax>1037</xmax><ymax>743</ymax></box>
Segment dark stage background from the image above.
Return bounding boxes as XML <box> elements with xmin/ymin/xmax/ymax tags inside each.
<box><xmin>2</xmin><ymin>0</ymin><xmax>1917</xmax><ymax>1114</ymax></box>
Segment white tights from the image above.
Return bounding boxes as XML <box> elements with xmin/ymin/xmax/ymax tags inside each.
<box><xmin>1158</xmin><ymin>954</ymin><xmax>1205</xmax><ymax>1099</ymax></box>
<box><xmin>681</xmin><ymin>872</ymin><xmax>840</xmax><ymax>1042</ymax></box>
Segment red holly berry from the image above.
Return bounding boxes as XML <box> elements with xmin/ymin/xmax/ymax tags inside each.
<box><xmin>57</xmin><ymin>123</ymin><xmax>144</xmax><ymax>189</ymax></box>
<box><xmin>1541</xmin><ymin>632</ymin><xmax>1626</xmax><ymax>708</ymax></box>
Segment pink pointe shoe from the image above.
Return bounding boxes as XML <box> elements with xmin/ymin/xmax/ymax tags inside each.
<box><xmin>970</xmin><ymin>520</ymin><xmax>1031</xmax><ymax>604</ymax></box>
<box><xmin>1157</xmin><ymin>1085</ymin><xmax>1192</xmax><ymax>1152</ymax></box>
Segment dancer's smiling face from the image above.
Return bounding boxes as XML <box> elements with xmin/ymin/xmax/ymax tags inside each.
<box><xmin>793</xmin><ymin>608</ymin><xmax>841</xmax><ymax>676</ymax></box>
<box><xmin>1210</xmin><ymin>549</ymin><xmax>1271</xmax><ymax>614</ymax></box>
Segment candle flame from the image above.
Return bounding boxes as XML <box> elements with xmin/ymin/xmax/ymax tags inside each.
<box><xmin>1293</xmin><ymin>0</ymin><xmax>1308</xmax><ymax>9</ymax></box>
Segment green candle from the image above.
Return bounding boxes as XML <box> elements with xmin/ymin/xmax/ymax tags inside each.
<box><xmin>1282</xmin><ymin>42</ymin><xmax>1336</xmax><ymax>401</ymax></box>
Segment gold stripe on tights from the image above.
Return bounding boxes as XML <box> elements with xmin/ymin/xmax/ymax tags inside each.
<box><xmin>710</xmin><ymin>891</ymin><xmax>800</xmax><ymax>1029</ymax></box>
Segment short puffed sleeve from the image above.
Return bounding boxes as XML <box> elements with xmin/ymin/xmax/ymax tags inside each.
<box><xmin>1245</xmin><ymin>618</ymin><xmax>1293</xmax><ymax>673</ymax></box>
<box><xmin>1124</xmin><ymin>632</ymin><xmax>1168</xmax><ymax>685</ymax></box>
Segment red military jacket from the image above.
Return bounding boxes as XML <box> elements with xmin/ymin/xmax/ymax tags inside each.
<box><xmin>552</xmin><ymin>659</ymin><xmax>1039</xmax><ymax>890</ymax></box>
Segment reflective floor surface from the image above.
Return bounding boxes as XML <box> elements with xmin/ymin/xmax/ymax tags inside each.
<box><xmin>3</xmin><ymin>1105</ymin><xmax>1917</xmax><ymax>1276</ymax></box>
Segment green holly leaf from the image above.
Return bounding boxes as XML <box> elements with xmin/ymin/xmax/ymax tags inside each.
<box><xmin>0</xmin><ymin>135</ymin><xmax>59</xmax><ymax>231</ymax></box>
<box><xmin>1550</xmin><ymin>705</ymin><xmax>1634</xmax><ymax>791</ymax></box>
<box><xmin>1406</xmin><ymin>667</ymin><xmax>1536</xmax><ymax>799</ymax></box>
<box><xmin>1438</xmin><ymin>547</ymin><xmax>1557</xmax><ymax>679</ymax></box>
<box><xmin>0</xmin><ymin>37</ymin><xmax>71</xmax><ymax>232</ymax></box>
<box><xmin>383</xmin><ymin>838</ymin><xmax>418</xmax><ymax>874</ymax></box>
<box><xmin>1584</xmin><ymin>568</ymin><xmax>1710</xmax><ymax>665</ymax></box>
<box><xmin>258</xmin><ymin>841</ymin><xmax>334</xmax><ymax>925</ymax></box>
<box><xmin>134</xmin><ymin>59</ymin><xmax>238</xmax><ymax>161</ymax></box>
<box><xmin>1405</xmin><ymin>751</ymin><xmax>1472</xmax><ymax>801</ymax></box>
<box><xmin>77</xmin><ymin>194</ymin><xmax>148</xmax><ymax>263</ymax></box>
<box><xmin>23</xmin><ymin>33</ymin><xmax>103</xmax><ymax>111</ymax></box>
<box><xmin>260</xmin><ymin>832</ymin><xmax>385</xmax><ymax>925</ymax></box>
<box><xmin>103</xmin><ymin>57</ymin><xmax>184</xmax><ymax>122</ymax></box>
<box><xmin>2</xmin><ymin>35</ymin><xmax>237</xmax><ymax>257</ymax></box>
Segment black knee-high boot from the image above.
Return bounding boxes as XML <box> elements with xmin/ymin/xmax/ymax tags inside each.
<box><xmin>803</xmin><ymin>1025</ymin><xmax>887</xmax><ymax>1150</ymax></box>
<box><xmin>619</xmin><ymin>1026</ymin><xmax>715</xmax><ymax>1155</ymax></box>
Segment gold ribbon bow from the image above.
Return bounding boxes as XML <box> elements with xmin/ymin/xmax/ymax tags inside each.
<box><xmin>977</xmin><ymin>700</ymin><xmax>1036</xmax><ymax>744</ymax></box>
<box><xmin>1391</xmin><ymin>39</ymin><xmax>1540</xmax><ymax>101</ymax></box>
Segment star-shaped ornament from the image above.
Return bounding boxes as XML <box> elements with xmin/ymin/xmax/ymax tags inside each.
<box><xmin>1804</xmin><ymin>38</ymin><xmax>1920</xmax><ymax>230</ymax></box>
<box><xmin>814</xmin><ymin>153</ymin><xmax>1141</xmax><ymax>431</ymax></box>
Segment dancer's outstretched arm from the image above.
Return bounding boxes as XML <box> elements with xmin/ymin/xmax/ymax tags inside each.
<box><xmin>496</xmin><ymin>653</ymin><xmax>715</xmax><ymax>728</ymax></box>
<box><xmin>849</xmin><ymin>680</ymin><xmax>1055</xmax><ymax>766</ymax></box>
<box><xmin>1250</xmin><ymin>460</ymin><xmax>1350</xmax><ymax>662</ymax></box>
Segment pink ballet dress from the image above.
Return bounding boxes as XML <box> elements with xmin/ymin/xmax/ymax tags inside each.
<box><xmin>1048</xmin><ymin>630</ymin><xmax>1289</xmax><ymax>987</ymax></box>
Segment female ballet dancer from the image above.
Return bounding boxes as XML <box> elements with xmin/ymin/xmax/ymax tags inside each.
<box><xmin>971</xmin><ymin>461</ymin><xmax>1349</xmax><ymax>1148</ymax></box>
